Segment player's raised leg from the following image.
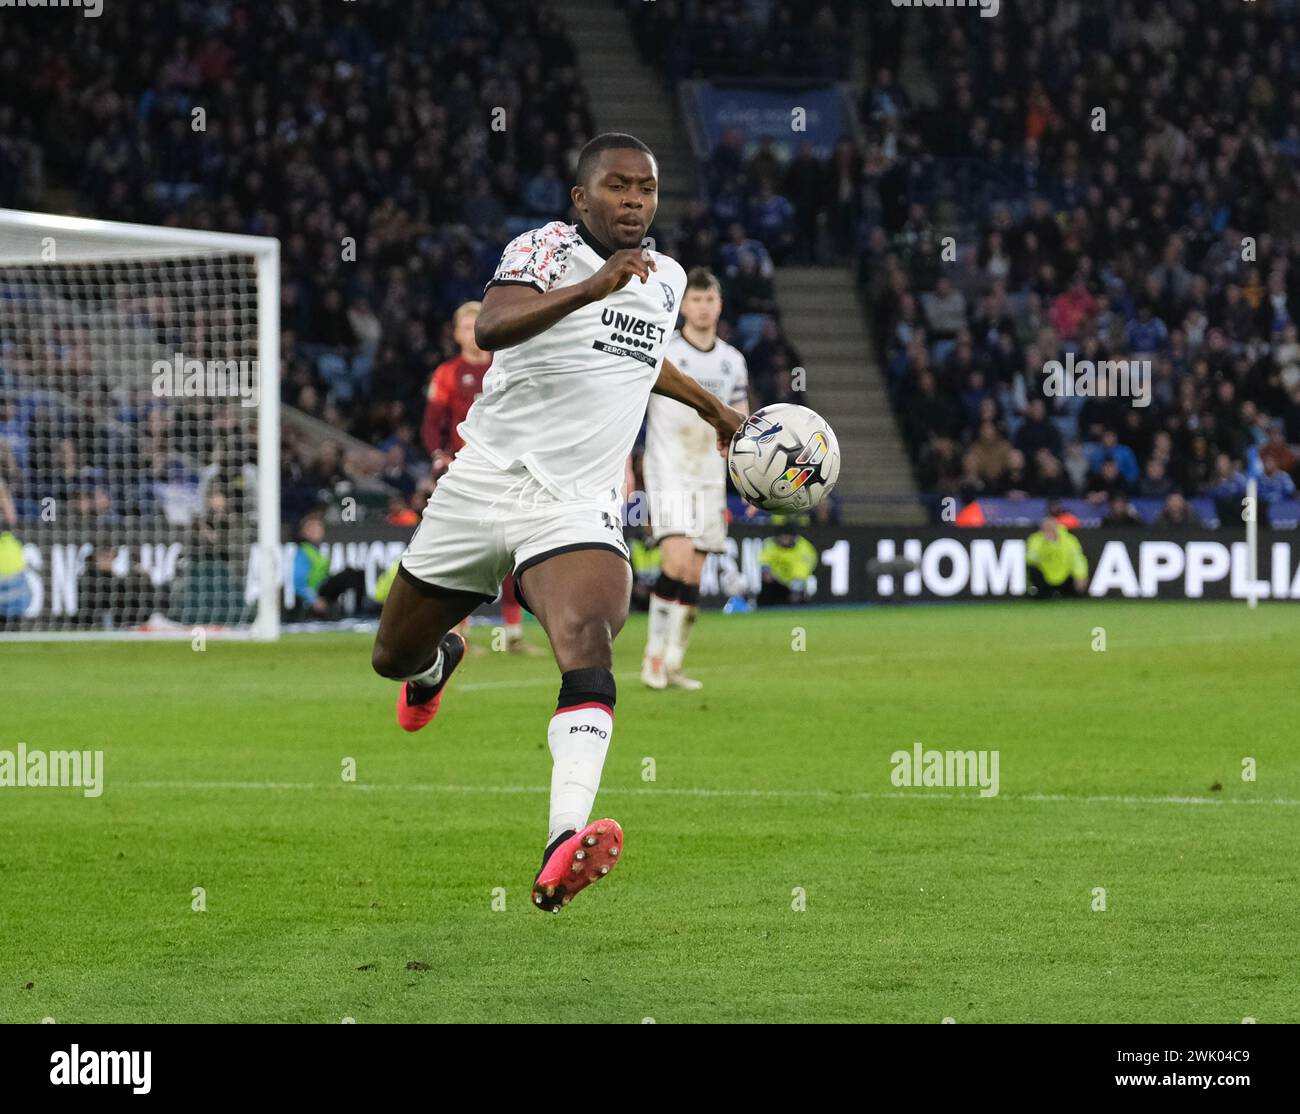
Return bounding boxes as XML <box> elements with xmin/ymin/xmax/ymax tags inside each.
<box><xmin>518</xmin><ymin>547</ymin><xmax>630</xmax><ymax>912</ymax></box>
<box><xmin>372</xmin><ymin>573</ymin><xmax>482</xmax><ymax>732</ymax></box>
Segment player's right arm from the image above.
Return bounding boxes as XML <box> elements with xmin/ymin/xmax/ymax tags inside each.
<box><xmin>476</xmin><ymin>248</ymin><xmax>657</xmax><ymax>351</ymax></box>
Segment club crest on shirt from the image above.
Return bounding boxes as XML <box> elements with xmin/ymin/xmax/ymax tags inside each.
<box><xmin>660</xmin><ymin>282</ymin><xmax>675</xmax><ymax>314</ymax></box>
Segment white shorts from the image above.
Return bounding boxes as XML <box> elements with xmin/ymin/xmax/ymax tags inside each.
<box><xmin>399</xmin><ymin>443</ymin><xmax>630</xmax><ymax>608</ymax></box>
<box><xmin>642</xmin><ymin>465</ymin><xmax>728</xmax><ymax>553</ymax></box>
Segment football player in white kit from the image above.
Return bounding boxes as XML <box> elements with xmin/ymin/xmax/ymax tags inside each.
<box><xmin>371</xmin><ymin>134</ymin><xmax>745</xmax><ymax>913</ymax></box>
<box><xmin>640</xmin><ymin>268</ymin><xmax>749</xmax><ymax>689</ymax></box>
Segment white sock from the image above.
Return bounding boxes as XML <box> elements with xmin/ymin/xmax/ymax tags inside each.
<box><xmin>645</xmin><ymin>593</ymin><xmax>673</xmax><ymax>662</ymax></box>
<box><xmin>665</xmin><ymin>603</ymin><xmax>697</xmax><ymax>673</ymax></box>
<box><xmin>505</xmin><ymin>622</ymin><xmax>522</xmax><ymax>641</ymax></box>
<box><xmin>547</xmin><ymin>703</ymin><xmax>613</xmax><ymax>842</ymax></box>
<box><xmin>398</xmin><ymin>647</ymin><xmax>443</xmax><ymax>688</ymax></box>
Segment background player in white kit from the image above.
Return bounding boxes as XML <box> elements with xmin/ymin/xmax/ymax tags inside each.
<box><xmin>640</xmin><ymin>268</ymin><xmax>748</xmax><ymax>690</ymax></box>
<box><xmin>370</xmin><ymin>134</ymin><xmax>745</xmax><ymax>913</ymax></box>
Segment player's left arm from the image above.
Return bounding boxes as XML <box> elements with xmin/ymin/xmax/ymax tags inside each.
<box><xmin>653</xmin><ymin>356</ymin><xmax>745</xmax><ymax>454</ymax></box>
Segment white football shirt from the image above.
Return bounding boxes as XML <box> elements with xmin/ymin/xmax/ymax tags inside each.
<box><xmin>643</xmin><ymin>331</ymin><xmax>749</xmax><ymax>488</ymax></box>
<box><xmin>458</xmin><ymin>220</ymin><xmax>687</xmax><ymax>503</ymax></box>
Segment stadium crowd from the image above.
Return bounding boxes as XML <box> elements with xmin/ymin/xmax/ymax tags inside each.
<box><xmin>2</xmin><ymin>0</ymin><xmax>1296</xmax><ymax>536</ymax></box>
<box><xmin>0</xmin><ymin>0</ymin><xmax>817</xmax><ymax>531</ymax></box>
<box><xmin>632</xmin><ymin>0</ymin><xmax>1300</xmax><ymax>524</ymax></box>
<box><xmin>855</xmin><ymin>0</ymin><xmax>1300</xmax><ymax>523</ymax></box>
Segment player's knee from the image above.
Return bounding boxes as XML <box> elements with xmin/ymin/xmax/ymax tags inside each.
<box><xmin>659</xmin><ymin>540</ymin><xmax>693</xmax><ymax>580</ymax></box>
<box><xmin>552</xmin><ymin>613</ymin><xmax>615</xmax><ymax>671</ymax></box>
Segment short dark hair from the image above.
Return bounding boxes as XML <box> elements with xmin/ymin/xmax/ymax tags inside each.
<box><xmin>576</xmin><ymin>132</ymin><xmax>655</xmax><ymax>186</ymax></box>
<box><xmin>685</xmin><ymin>267</ymin><xmax>721</xmax><ymax>294</ymax></box>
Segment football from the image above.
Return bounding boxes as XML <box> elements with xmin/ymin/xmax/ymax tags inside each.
<box><xmin>727</xmin><ymin>403</ymin><xmax>841</xmax><ymax>513</ymax></box>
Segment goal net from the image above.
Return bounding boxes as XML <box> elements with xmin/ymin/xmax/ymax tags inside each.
<box><xmin>0</xmin><ymin>209</ymin><xmax>280</xmax><ymax>640</ymax></box>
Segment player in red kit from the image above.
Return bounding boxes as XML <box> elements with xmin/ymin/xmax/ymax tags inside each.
<box><xmin>423</xmin><ymin>300</ymin><xmax>539</xmax><ymax>655</ymax></box>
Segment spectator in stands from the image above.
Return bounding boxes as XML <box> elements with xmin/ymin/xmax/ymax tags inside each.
<box><xmin>1158</xmin><ymin>493</ymin><xmax>1202</xmax><ymax>528</ymax></box>
<box><xmin>921</xmin><ymin>276</ymin><xmax>967</xmax><ymax>343</ymax></box>
<box><xmin>708</xmin><ymin>127</ymin><xmax>747</xmax><ymax>192</ymax></box>
<box><xmin>1014</xmin><ymin>398</ymin><xmax>1062</xmax><ymax>461</ymax></box>
<box><xmin>720</xmin><ymin>223</ymin><xmax>774</xmax><ymax>278</ymax></box>
<box><xmin>726</xmin><ymin>251</ymin><xmax>779</xmax><ymax>331</ymax></box>
<box><xmin>1085</xmin><ymin>458</ymin><xmax>1130</xmax><ymax>504</ymax></box>
<box><xmin>784</xmin><ymin>141</ymin><xmax>826</xmax><ymax>263</ymax></box>
<box><xmin>523</xmin><ymin>163</ymin><xmax>568</xmax><ymax>217</ymax></box>
<box><xmin>1050</xmin><ymin>273</ymin><xmax>1098</xmax><ymax>341</ymax></box>
<box><xmin>905</xmin><ymin>369</ymin><xmax>959</xmax><ymax>451</ymax></box>
<box><xmin>957</xmin><ymin>368</ymin><xmax>995</xmax><ymax>429</ymax></box>
<box><xmin>964</xmin><ymin>419</ymin><xmax>1013</xmax><ymax>491</ymax></box>
<box><xmin>1102</xmin><ymin>492</ymin><xmax>1142</xmax><ymax>529</ymax></box>
<box><xmin>379</xmin><ymin>444</ymin><xmax>416</xmax><ymax>500</ymax></box>
<box><xmin>1032</xmin><ymin>449</ymin><xmax>1074</xmax><ymax>498</ymax></box>
<box><xmin>748</xmin><ymin>178</ymin><xmax>796</xmax><ymax>264</ymax></box>
<box><xmin>747</xmin><ymin>135</ymin><xmax>783</xmax><ymax>188</ymax></box>
<box><xmin>1138</xmin><ymin>458</ymin><xmax>1175</xmax><ymax>500</ymax></box>
<box><xmin>1260</xmin><ymin>423</ymin><xmax>1297</xmax><ymax>478</ymax></box>
<box><xmin>1257</xmin><ymin>455</ymin><xmax>1297</xmax><ymax>506</ymax></box>
<box><xmin>1205</xmin><ymin>453</ymin><xmax>1248</xmax><ymax>503</ymax></box>
<box><xmin>1089</xmin><ymin>429</ymin><xmax>1139</xmax><ymax>489</ymax></box>
<box><xmin>745</xmin><ymin>317</ymin><xmax>801</xmax><ymax>398</ymax></box>
<box><xmin>1179</xmin><ymin>434</ymin><xmax>1216</xmax><ymax>495</ymax></box>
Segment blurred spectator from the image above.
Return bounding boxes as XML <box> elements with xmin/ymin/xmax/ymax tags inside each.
<box><xmin>1102</xmin><ymin>493</ymin><xmax>1142</xmax><ymax>529</ymax></box>
<box><xmin>758</xmin><ymin>529</ymin><xmax>818</xmax><ymax>606</ymax></box>
<box><xmin>1157</xmin><ymin>493</ymin><xmax>1203</xmax><ymax>528</ymax></box>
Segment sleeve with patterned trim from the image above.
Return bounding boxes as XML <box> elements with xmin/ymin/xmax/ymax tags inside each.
<box><xmin>484</xmin><ymin>221</ymin><xmax>572</xmax><ymax>295</ymax></box>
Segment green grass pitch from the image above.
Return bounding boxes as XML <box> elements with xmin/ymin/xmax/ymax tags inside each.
<box><xmin>2</xmin><ymin>600</ymin><xmax>1297</xmax><ymax>1023</ymax></box>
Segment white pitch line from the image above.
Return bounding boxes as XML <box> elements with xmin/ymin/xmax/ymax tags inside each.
<box><xmin>119</xmin><ymin>781</ymin><xmax>1300</xmax><ymax>807</ymax></box>
<box><xmin>447</xmin><ymin>632</ymin><xmax>1265</xmax><ymax>693</ymax></box>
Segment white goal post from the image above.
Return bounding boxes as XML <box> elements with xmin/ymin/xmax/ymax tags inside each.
<box><xmin>0</xmin><ymin>208</ymin><xmax>280</xmax><ymax>640</ymax></box>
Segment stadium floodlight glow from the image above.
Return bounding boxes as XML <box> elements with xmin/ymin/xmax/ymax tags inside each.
<box><xmin>0</xmin><ymin>208</ymin><xmax>280</xmax><ymax>640</ymax></box>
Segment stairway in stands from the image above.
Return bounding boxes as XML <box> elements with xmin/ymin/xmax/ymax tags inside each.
<box><xmin>775</xmin><ymin>268</ymin><xmax>925</xmax><ymax>525</ymax></box>
<box><xmin>550</xmin><ymin>0</ymin><xmax>695</xmax><ymax>231</ymax></box>
<box><xmin>555</xmin><ymin>0</ymin><xmax>924</xmax><ymax>526</ymax></box>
